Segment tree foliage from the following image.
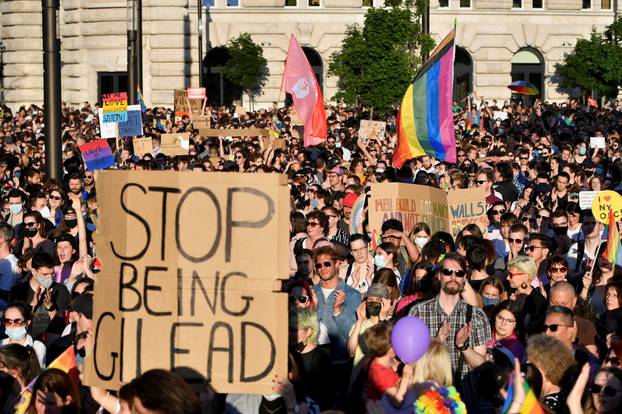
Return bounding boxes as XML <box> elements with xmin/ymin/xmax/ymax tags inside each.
<box><xmin>555</xmin><ymin>18</ymin><xmax>622</xmax><ymax>98</ymax></box>
<box><xmin>328</xmin><ymin>0</ymin><xmax>434</xmax><ymax>114</ymax></box>
<box><xmin>222</xmin><ymin>33</ymin><xmax>269</xmax><ymax>101</ymax></box>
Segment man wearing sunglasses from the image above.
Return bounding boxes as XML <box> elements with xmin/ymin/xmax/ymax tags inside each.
<box><xmin>527</xmin><ymin>233</ymin><xmax>552</xmax><ymax>286</ymax></box>
<box><xmin>410</xmin><ymin>252</ymin><xmax>491</xmax><ymax>410</ymax></box>
<box><xmin>311</xmin><ymin>246</ymin><xmax>361</xmax><ymax>406</ymax></box>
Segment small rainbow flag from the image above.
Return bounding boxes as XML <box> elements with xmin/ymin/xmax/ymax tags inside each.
<box><xmin>602</xmin><ymin>209</ymin><xmax>621</xmax><ymax>267</ymax></box>
<box><xmin>393</xmin><ymin>29</ymin><xmax>457</xmax><ymax>168</ymax></box>
<box><xmin>501</xmin><ymin>376</ymin><xmax>544</xmax><ymax>414</ymax></box>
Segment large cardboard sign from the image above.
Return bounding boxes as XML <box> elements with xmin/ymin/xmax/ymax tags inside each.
<box><xmin>358</xmin><ymin>120</ymin><xmax>386</xmax><ymax>143</ymax></box>
<box><xmin>192</xmin><ymin>115</ymin><xmax>210</xmax><ymax>130</ymax></box>
<box><xmin>174</xmin><ymin>89</ymin><xmax>203</xmax><ymax>120</ymax></box>
<box><xmin>160</xmin><ymin>133</ymin><xmax>190</xmax><ymax>156</ymax></box>
<box><xmin>446</xmin><ymin>188</ymin><xmax>488</xmax><ymax>237</ymax></box>
<box><xmin>198</xmin><ymin>128</ymin><xmax>269</xmax><ymax>138</ymax></box>
<box><xmin>84</xmin><ymin>172</ymin><xmax>290</xmax><ymax>394</ymax></box>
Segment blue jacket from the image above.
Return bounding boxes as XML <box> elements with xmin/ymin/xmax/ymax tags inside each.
<box><xmin>313</xmin><ymin>279</ymin><xmax>361</xmax><ymax>363</ymax></box>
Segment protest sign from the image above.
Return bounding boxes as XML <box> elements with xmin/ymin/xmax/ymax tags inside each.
<box><xmin>102</xmin><ymin>93</ymin><xmax>128</xmax><ymax>123</ymax></box>
<box><xmin>493</xmin><ymin>111</ymin><xmax>508</xmax><ymax>121</ymax></box>
<box><xmin>358</xmin><ymin>120</ymin><xmax>386</xmax><ymax>144</ymax></box>
<box><xmin>118</xmin><ymin>105</ymin><xmax>143</xmax><ymax>138</ymax></box>
<box><xmin>132</xmin><ymin>137</ymin><xmax>152</xmax><ymax>157</ymax></box>
<box><xmin>98</xmin><ymin>109</ymin><xmax>118</xmax><ymax>139</ymax></box>
<box><xmin>187</xmin><ymin>87</ymin><xmax>206</xmax><ymax>100</ymax></box>
<box><xmin>160</xmin><ymin>133</ymin><xmax>190</xmax><ymax>156</ymax></box>
<box><xmin>79</xmin><ymin>140</ymin><xmax>115</xmax><ymax>171</ymax></box>
<box><xmin>591</xmin><ymin>190</ymin><xmax>622</xmax><ymax>224</ymax></box>
<box><xmin>289</xmin><ymin>108</ymin><xmax>303</xmax><ymax>126</ymax></box>
<box><xmin>174</xmin><ymin>89</ymin><xmax>203</xmax><ymax>120</ymax></box>
<box><xmin>369</xmin><ymin>183</ymin><xmax>450</xmax><ymax>236</ymax></box>
<box><xmin>590</xmin><ymin>137</ymin><xmax>606</xmax><ymax>149</ymax></box>
<box><xmin>192</xmin><ymin>115</ymin><xmax>210</xmax><ymax>130</ymax></box>
<box><xmin>198</xmin><ymin>128</ymin><xmax>269</xmax><ymax>138</ymax></box>
<box><xmin>446</xmin><ymin>187</ymin><xmax>488</xmax><ymax>237</ymax></box>
<box><xmin>83</xmin><ymin>172</ymin><xmax>290</xmax><ymax>394</ymax></box>
<box><xmin>579</xmin><ymin>191</ymin><xmax>599</xmax><ymax>210</ymax></box>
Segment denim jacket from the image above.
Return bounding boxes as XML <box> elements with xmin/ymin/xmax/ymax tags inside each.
<box><xmin>313</xmin><ymin>279</ymin><xmax>361</xmax><ymax>364</ymax></box>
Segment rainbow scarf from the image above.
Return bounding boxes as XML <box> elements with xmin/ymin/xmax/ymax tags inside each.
<box><xmin>602</xmin><ymin>209</ymin><xmax>621</xmax><ymax>267</ymax></box>
<box><xmin>393</xmin><ymin>29</ymin><xmax>457</xmax><ymax>168</ymax></box>
<box><xmin>501</xmin><ymin>376</ymin><xmax>544</xmax><ymax>414</ymax></box>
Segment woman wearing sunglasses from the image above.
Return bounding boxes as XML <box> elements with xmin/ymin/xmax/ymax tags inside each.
<box><xmin>47</xmin><ymin>188</ymin><xmax>66</xmax><ymax>227</ymax></box>
<box><xmin>545</xmin><ymin>256</ymin><xmax>570</xmax><ymax>294</ymax></box>
<box><xmin>17</xmin><ymin>211</ymin><xmax>55</xmax><ymax>259</ymax></box>
<box><xmin>0</xmin><ymin>302</ymin><xmax>46</xmax><ymax>367</ymax></box>
<box><xmin>590</xmin><ymin>367</ymin><xmax>622</xmax><ymax>414</ymax></box>
<box><xmin>507</xmin><ymin>256</ymin><xmax>547</xmax><ymax>328</ymax></box>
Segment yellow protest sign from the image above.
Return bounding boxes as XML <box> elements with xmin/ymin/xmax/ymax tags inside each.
<box><xmin>83</xmin><ymin>171</ymin><xmax>290</xmax><ymax>394</ymax></box>
<box><xmin>591</xmin><ymin>190</ymin><xmax>622</xmax><ymax>224</ymax></box>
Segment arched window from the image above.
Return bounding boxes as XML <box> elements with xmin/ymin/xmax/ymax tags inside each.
<box><xmin>511</xmin><ymin>47</ymin><xmax>544</xmax><ymax>101</ymax></box>
<box><xmin>302</xmin><ymin>47</ymin><xmax>323</xmax><ymax>93</ymax></box>
<box><xmin>454</xmin><ymin>46</ymin><xmax>473</xmax><ymax>104</ymax></box>
<box><xmin>203</xmin><ymin>47</ymin><xmax>243</xmax><ymax>106</ymax></box>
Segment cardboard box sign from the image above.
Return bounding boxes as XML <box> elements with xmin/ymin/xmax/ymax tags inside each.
<box><xmin>192</xmin><ymin>115</ymin><xmax>210</xmax><ymax>130</ymax></box>
<box><xmin>133</xmin><ymin>137</ymin><xmax>152</xmax><ymax>157</ymax></box>
<box><xmin>198</xmin><ymin>128</ymin><xmax>269</xmax><ymax>138</ymax></box>
<box><xmin>160</xmin><ymin>133</ymin><xmax>190</xmax><ymax>156</ymax></box>
<box><xmin>84</xmin><ymin>171</ymin><xmax>290</xmax><ymax>393</ymax></box>
<box><xmin>358</xmin><ymin>120</ymin><xmax>386</xmax><ymax>143</ymax></box>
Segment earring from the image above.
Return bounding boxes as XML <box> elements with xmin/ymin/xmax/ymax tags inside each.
<box><xmin>520</xmin><ymin>282</ymin><xmax>528</xmax><ymax>290</ymax></box>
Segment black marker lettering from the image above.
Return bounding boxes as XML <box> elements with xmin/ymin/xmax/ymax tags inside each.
<box><xmin>93</xmin><ymin>312</ymin><xmax>117</xmax><ymax>381</ymax></box>
<box><xmin>144</xmin><ymin>266</ymin><xmax>171</xmax><ymax>316</ymax></box>
<box><xmin>119</xmin><ymin>262</ymin><xmax>141</xmax><ymax>312</ymax></box>
<box><xmin>176</xmin><ymin>187</ymin><xmax>222</xmax><ymax>263</ymax></box>
<box><xmin>148</xmin><ymin>186</ymin><xmax>181</xmax><ymax>261</ymax></box>
<box><xmin>191</xmin><ymin>270</ymin><xmax>219</xmax><ymax>316</ymax></box>
<box><xmin>170</xmin><ymin>322</ymin><xmax>203</xmax><ymax>370</ymax></box>
<box><xmin>240</xmin><ymin>321</ymin><xmax>276</xmax><ymax>382</ymax></box>
<box><xmin>221</xmin><ymin>272</ymin><xmax>253</xmax><ymax>316</ymax></box>
<box><xmin>206</xmin><ymin>322</ymin><xmax>234</xmax><ymax>383</ymax></box>
<box><xmin>111</xmin><ymin>183</ymin><xmax>151</xmax><ymax>260</ymax></box>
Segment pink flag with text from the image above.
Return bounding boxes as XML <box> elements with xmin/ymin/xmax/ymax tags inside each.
<box><xmin>281</xmin><ymin>34</ymin><xmax>327</xmax><ymax>147</ymax></box>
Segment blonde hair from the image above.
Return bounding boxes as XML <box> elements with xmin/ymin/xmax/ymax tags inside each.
<box><xmin>295</xmin><ymin>308</ymin><xmax>319</xmax><ymax>345</ymax></box>
<box><xmin>508</xmin><ymin>255</ymin><xmax>538</xmax><ymax>281</ymax></box>
<box><xmin>412</xmin><ymin>339</ymin><xmax>453</xmax><ymax>387</ymax></box>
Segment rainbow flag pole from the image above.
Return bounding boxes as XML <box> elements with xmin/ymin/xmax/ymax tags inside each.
<box><xmin>602</xmin><ymin>209</ymin><xmax>621</xmax><ymax>267</ymax></box>
<box><xmin>501</xmin><ymin>376</ymin><xmax>545</xmax><ymax>414</ymax></box>
<box><xmin>393</xmin><ymin>28</ymin><xmax>457</xmax><ymax>168</ymax></box>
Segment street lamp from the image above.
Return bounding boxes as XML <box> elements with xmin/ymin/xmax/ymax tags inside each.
<box><xmin>127</xmin><ymin>0</ymin><xmax>138</xmax><ymax>104</ymax></box>
<box><xmin>198</xmin><ymin>0</ymin><xmax>203</xmax><ymax>88</ymax></box>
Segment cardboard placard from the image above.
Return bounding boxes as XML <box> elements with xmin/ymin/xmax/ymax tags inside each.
<box><xmin>591</xmin><ymin>190</ymin><xmax>622</xmax><ymax>223</ymax></box>
<box><xmin>79</xmin><ymin>140</ymin><xmax>115</xmax><ymax>171</ymax></box>
<box><xmin>132</xmin><ymin>137</ymin><xmax>152</xmax><ymax>157</ymax></box>
<box><xmin>98</xmin><ymin>109</ymin><xmax>118</xmax><ymax>139</ymax></box>
<box><xmin>446</xmin><ymin>188</ymin><xmax>488</xmax><ymax>237</ymax></box>
<box><xmin>118</xmin><ymin>105</ymin><xmax>144</xmax><ymax>138</ymax></box>
<box><xmin>192</xmin><ymin>115</ymin><xmax>210</xmax><ymax>130</ymax></box>
<box><xmin>160</xmin><ymin>133</ymin><xmax>190</xmax><ymax>156</ymax></box>
<box><xmin>590</xmin><ymin>137</ymin><xmax>606</xmax><ymax>149</ymax></box>
<box><xmin>187</xmin><ymin>87</ymin><xmax>206</xmax><ymax>100</ymax></box>
<box><xmin>493</xmin><ymin>111</ymin><xmax>508</xmax><ymax>121</ymax></box>
<box><xmin>358</xmin><ymin>120</ymin><xmax>386</xmax><ymax>143</ymax></box>
<box><xmin>289</xmin><ymin>108</ymin><xmax>303</xmax><ymax>126</ymax></box>
<box><xmin>198</xmin><ymin>128</ymin><xmax>269</xmax><ymax>138</ymax></box>
<box><xmin>369</xmin><ymin>183</ymin><xmax>451</xmax><ymax>236</ymax></box>
<box><xmin>83</xmin><ymin>171</ymin><xmax>290</xmax><ymax>393</ymax></box>
<box><xmin>174</xmin><ymin>89</ymin><xmax>203</xmax><ymax>120</ymax></box>
<box><xmin>102</xmin><ymin>92</ymin><xmax>128</xmax><ymax>123</ymax></box>
<box><xmin>579</xmin><ymin>191</ymin><xmax>599</xmax><ymax>210</ymax></box>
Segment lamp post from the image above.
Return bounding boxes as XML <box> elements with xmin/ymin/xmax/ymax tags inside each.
<box><xmin>42</xmin><ymin>0</ymin><xmax>62</xmax><ymax>181</ymax></box>
<box><xmin>198</xmin><ymin>0</ymin><xmax>203</xmax><ymax>88</ymax></box>
<box><xmin>127</xmin><ymin>0</ymin><xmax>138</xmax><ymax>104</ymax></box>
<box><xmin>137</xmin><ymin>0</ymin><xmax>143</xmax><ymax>91</ymax></box>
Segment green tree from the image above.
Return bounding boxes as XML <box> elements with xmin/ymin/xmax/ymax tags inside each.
<box><xmin>555</xmin><ymin>18</ymin><xmax>622</xmax><ymax>99</ymax></box>
<box><xmin>222</xmin><ymin>33</ymin><xmax>269</xmax><ymax>108</ymax></box>
<box><xmin>328</xmin><ymin>0</ymin><xmax>434</xmax><ymax>115</ymax></box>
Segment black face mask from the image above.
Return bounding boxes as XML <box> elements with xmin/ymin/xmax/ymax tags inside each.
<box><xmin>553</xmin><ymin>226</ymin><xmax>568</xmax><ymax>236</ymax></box>
<box><xmin>65</xmin><ymin>219</ymin><xmax>78</xmax><ymax>228</ymax></box>
<box><xmin>25</xmin><ymin>228</ymin><xmax>37</xmax><ymax>238</ymax></box>
<box><xmin>366</xmin><ymin>301</ymin><xmax>382</xmax><ymax>317</ymax></box>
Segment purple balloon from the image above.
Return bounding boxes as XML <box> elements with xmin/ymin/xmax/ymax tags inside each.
<box><xmin>391</xmin><ymin>316</ymin><xmax>431</xmax><ymax>363</ymax></box>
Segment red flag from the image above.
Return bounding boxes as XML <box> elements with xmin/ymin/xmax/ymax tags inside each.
<box><xmin>281</xmin><ymin>34</ymin><xmax>327</xmax><ymax>147</ymax></box>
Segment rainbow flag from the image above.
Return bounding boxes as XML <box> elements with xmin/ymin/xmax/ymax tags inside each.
<box><xmin>393</xmin><ymin>29</ymin><xmax>457</xmax><ymax>168</ymax></box>
<box><xmin>501</xmin><ymin>376</ymin><xmax>544</xmax><ymax>414</ymax></box>
<box><xmin>602</xmin><ymin>209</ymin><xmax>621</xmax><ymax>267</ymax></box>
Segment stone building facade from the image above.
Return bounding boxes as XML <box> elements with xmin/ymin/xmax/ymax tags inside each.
<box><xmin>0</xmin><ymin>0</ymin><xmax>618</xmax><ymax>109</ymax></box>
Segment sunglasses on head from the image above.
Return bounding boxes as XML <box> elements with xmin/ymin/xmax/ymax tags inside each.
<box><xmin>315</xmin><ymin>261</ymin><xmax>333</xmax><ymax>269</ymax></box>
<box><xmin>589</xmin><ymin>384</ymin><xmax>619</xmax><ymax>396</ymax></box>
<box><xmin>289</xmin><ymin>295</ymin><xmax>309</xmax><ymax>304</ymax></box>
<box><xmin>441</xmin><ymin>268</ymin><xmax>466</xmax><ymax>278</ymax></box>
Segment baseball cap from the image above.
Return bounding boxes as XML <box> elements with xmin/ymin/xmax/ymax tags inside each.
<box><xmin>342</xmin><ymin>192</ymin><xmax>358</xmax><ymax>209</ymax></box>
<box><xmin>366</xmin><ymin>283</ymin><xmax>390</xmax><ymax>299</ymax></box>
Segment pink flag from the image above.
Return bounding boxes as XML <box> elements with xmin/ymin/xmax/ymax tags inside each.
<box><xmin>281</xmin><ymin>34</ymin><xmax>327</xmax><ymax>147</ymax></box>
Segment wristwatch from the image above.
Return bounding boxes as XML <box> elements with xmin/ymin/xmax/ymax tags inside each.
<box><xmin>456</xmin><ymin>341</ymin><xmax>469</xmax><ymax>351</ymax></box>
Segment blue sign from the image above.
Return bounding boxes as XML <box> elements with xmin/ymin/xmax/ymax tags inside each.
<box><xmin>103</xmin><ymin>112</ymin><xmax>128</xmax><ymax>123</ymax></box>
<box><xmin>118</xmin><ymin>105</ymin><xmax>144</xmax><ymax>137</ymax></box>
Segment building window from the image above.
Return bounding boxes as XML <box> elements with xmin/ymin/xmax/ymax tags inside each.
<box><xmin>582</xmin><ymin>0</ymin><xmax>591</xmax><ymax>8</ymax></box>
<box><xmin>226</xmin><ymin>0</ymin><xmax>238</xmax><ymax>6</ymax></box>
<box><xmin>439</xmin><ymin>0</ymin><xmax>448</xmax><ymax>7</ymax></box>
<box><xmin>532</xmin><ymin>0</ymin><xmax>542</xmax><ymax>7</ymax></box>
<box><xmin>602</xmin><ymin>0</ymin><xmax>611</xmax><ymax>8</ymax></box>
<box><xmin>309</xmin><ymin>0</ymin><xmax>319</xmax><ymax>6</ymax></box>
<box><xmin>459</xmin><ymin>0</ymin><xmax>470</xmax><ymax>6</ymax></box>
<box><xmin>285</xmin><ymin>0</ymin><xmax>296</xmax><ymax>5</ymax></box>
<box><xmin>362</xmin><ymin>0</ymin><xmax>372</xmax><ymax>6</ymax></box>
<box><xmin>512</xmin><ymin>0</ymin><xmax>522</xmax><ymax>7</ymax></box>
<box><xmin>97</xmin><ymin>72</ymin><xmax>127</xmax><ymax>106</ymax></box>
<box><xmin>203</xmin><ymin>0</ymin><xmax>214</xmax><ymax>6</ymax></box>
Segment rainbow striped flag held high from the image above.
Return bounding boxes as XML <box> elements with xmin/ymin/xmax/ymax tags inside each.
<box><xmin>501</xmin><ymin>376</ymin><xmax>544</xmax><ymax>414</ymax></box>
<box><xmin>393</xmin><ymin>29</ymin><xmax>457</xmax><ymax>168</ymax></box>
<box><xmin>602</xmin><ymin>209</ymin><xmax>621</xmax><ymax>267</ymax></box>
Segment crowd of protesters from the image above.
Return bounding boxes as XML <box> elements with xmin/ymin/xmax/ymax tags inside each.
<box><xmin>0</xmin><ymin>96</ymin><xmax>618</xmax><ymax>414</ymax></box>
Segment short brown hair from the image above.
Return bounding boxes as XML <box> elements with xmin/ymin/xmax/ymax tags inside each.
<box><xmin>364</xmin><ymin>321</ymin><xmax>393</xmax><ymax>357</ymax></box>
<box><xmin>313</xmin><ymin>246</ymin><xmax>339</xmax><ymax>263</ymax></box>
<box><xmin>527</xmin><ymin>334</ymin><xmax>576</xmax><ymax>386</ymax></box>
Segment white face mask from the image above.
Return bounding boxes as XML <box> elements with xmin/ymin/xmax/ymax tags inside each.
<box><xmin>414</xmin><ymin>236</ymin><xmax>429</xmax><ymax>250</ymax></box>
<box><xmin>373</xmin><ymin>254</ymin><xmax>385</xmax><ymax>268</ymax></box>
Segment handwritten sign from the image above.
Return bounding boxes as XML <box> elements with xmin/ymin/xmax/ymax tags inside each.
<box><xmin>579</xmin><ymin>191</ymin><xmax>599</xmax><ymax>210</ymax></box>
<box><xmin>187</xmin><ymin>87</ymin><xmax>206</xmax><ymax>100</ymax></box>
<box><xmin>79</xmin><ymin>140</ymin><xmax>115</xmax><ymax>171</ymax></box>
<box><xmin>192</xmin><ymin>115</ymin><xmax>210</xmax><ymax>130</ymax></box>
<box><xmin>174</xmin><ymin>89</ymin><xmax>203</xmax><ymax>120</ymax></box>
<box><xmin>132</xmin><ymin>137</ymin><xmax>152</xmax><ymax>157</ymax></box>
<box><xmin>198</xmin><ymin>128</ymin><xmax>269</xmax><ymax>138</ymax></box>
<box><xmin>359</xmin><ymin>120</ymin><xmax>386</xmax><ymax>143</ymax></box>
<box><xmin>83</xmin><ymin>171</ymin><xmax>289</xmax><ymax>394</ymax></box>
<box><xmin>160</xmin><ymin>133</ymin><xmax>190</xmax><ymax>156</ymax></box>
<box><xmin>591</xmin><ymin>190</ymin><xmax>622</xmax><ymax>224</ymax></box>
<box><xmin>447</xmin><ymin>188</ymin><xmax>487</xmax><ymax>236</ymax></box>
<box><xmin>103</xmin><ymin>92</ymin><xmax>128</xmax><ymax>123</ymax></box>
<box><xmin>118</xmin><ymin>105</ymin><xmax>143</xmax><ymax>138</ymax></box>
<box><xmin>493</xmin><ymin>111</ymin><xmax>508</xmax><ymax>121</ymax></box>
<box><xmin>98</xmin><ymin>109</ymin><xmax>118</xmax><ymax>139</ymax></box>
<box><xmin>590</xmin><ymin>137</ymin><xmax>606</xmax><ymax>149</ymax></box>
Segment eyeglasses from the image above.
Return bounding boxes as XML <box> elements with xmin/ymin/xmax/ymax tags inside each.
<box><xmin>589</xmin><ymin>384</ymin><xmax>620</xmax><ymax>396</ymax></box>
<box><xmin>49</xmin><ymin>195</ymin><xmax>62</xmax><ymax>201</ymax></box>
<box><xmin>492</xmin><ymin>210</ymin><xmax>506</xmax><ymax>215</ymax></box>
<box><xmin>495</xmin><ymin>315</ymin><xmax>516</xmax><ymax>324</ymax></box>
<box><xmin>605</xmin><ymin>356</ymin><xmax>620</xmax><ymax>366</ymax></box>
<box><xmin>476</xmin><ymin>180</ymin><xmax>488</xmax><ymax>185</ymax></box>
<box><xmin>24</xmin><ymin>222</ymin><xmax>37</xmax><ymax>228</ymax></box>
<box><xmin>441</xmin><ymin>268</ymin><xmax>466</xmax><ymax>278</ymax></box>
<box><xmin>289</xmin><ymin>295</ymin><xmax>309</xmax><ymax>304</ymax></box>
<box><xmin>315</xmin><ymin>261</ymin><xmax>333</xmax><ymax>269</ymax></box>
<box><xmin>550</xmin><ymin>266</ymin><xmax>567</xmax><ymax>273</ymax></box>
<box><xmin>84</xmin><ymin>175</ymin><xmax>93</xmax><ymax>179</ymax></box>
<box><xmin>3</xmin><ymin>318</ymin><xmax>25</xmax><ymax>326</ymax></box>
<box><xmin>528</xmin><ymin>245</ymin><xmax>544</xmax><ymax>252</ymax></box>
<box><xmin>235</xmin><ymin>155</ymin><xmax>243</xmax><ymax>160</ymax></box>
<box><xmin>508</xmin><ymin>238</ymin><xmax>525</xmax><ymax>244</ymax></box>
<box><xmin>325</xmin><ymin>215</ymin><xmax>338</xmax><ymax>219</ymax></box>
<box><xmin>537</xmin><ymin>214</ymin><xmax>550</xmax><ymax>220</ymax></box>
<box><xmin>508</xmin><ymin>271</ymin><xmax>528</xmax><ymax>279</ymax></box>
<box><xmin>457</xmin><ymin>153</ymin><xmax>466</xmax><ymax>158</ymax></box>
<box><xmin>520</xmin><ymin>156</ymin><xmax>529</xmax><ymax>160</ymax></box>
<box><xmin>306</xmin><ymin>221</ymin><xmax>320</xmax><ymax>228</ymax></box>
<box><xmin>544</xmin><ymin>323</ymin><xmax>572</xmax><ymax>332</ymax></box>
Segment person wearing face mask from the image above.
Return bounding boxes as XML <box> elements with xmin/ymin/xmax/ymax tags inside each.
<box><xmin>550</xmin><ymin>210</ymin><xmax>572</xmax><ymax>256</ymax></box>
<box><xmin>373</xmin><ymin>242</ymin><xmax>402</xmax><ymax>291</ymax></box>
<box><xmin>1</xmin><ymin>302</ymin><xmax>46</xmax><ymax>367</ymax></box>
<box><xmin>408</xmin><ymin>222</ymin><xmax>431</xmax><ymax>253</ymax></box>
<box><xmin>16</xmin><ymin>211</ymin><xmax>55</xmax><ymax>259</ymax></box>
<box><xmin>9</xmin><ymin>251</ymin><xmax>70</xmax><ymax>342</ymax></box>
<box><xmin>479</xmin><ymin>278</ymin><xmax>505</xmax><ymax>311</ymax></box>
<box><xmin>347</xmin><ymin>283</ymin><xmax>391</xmax><ymax>408</ymax></box>
<box><xmin>6</xmin><ymin>189</ymin><xmax>25</xmax><ymax>228</ymax></box>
